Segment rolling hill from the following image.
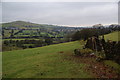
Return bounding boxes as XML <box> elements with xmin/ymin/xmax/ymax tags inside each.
<box><xmin>2</xmin><ymin>21</ymin><xmax>81</xmax><ymax>30</ymax></box>
<box><xmin>2</xmin><ymin>21</ymin><xmax>81</xmax><ymax>39</ymax></box>
<box><xmin>2</xmin><ymin>41</ymin><xmax>92</xmax><ymax>78</ymax></box>
<box><xmin>2</xmin><ymin>21</ymin><xmax>56</xmax><ymax>29</ymax></box>
<box><xmin>2</xmin><ymin>29</ymin><xmax>120</xmax><ymax>78</ymax></box>
<box><xmin>103</xmin><ymin>31</ymin><xmax>120</xmax><ymax>42</ymax></box>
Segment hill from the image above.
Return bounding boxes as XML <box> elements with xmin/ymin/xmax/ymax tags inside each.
<box><xmin>2</xmin><ymin>21</ymin><xmax>81</xmax><ymax>39</ymax></box>
<box><xmin>2</xmin><ymin>21</ymin><xmax>81</xmax><ymax>29</ymax></box>
<box><xmin>2</xmin><ymin>21</ymin><xmax>56</xmax><ymax>29</ymax></box>
<box><xmin>102</xmin><ymin>31</ymin><xmax>120</xmax><ymax>42</ymax></box>
<box><xmin>2</xmin><ymin>21</ymin><xmax>83</xmax><ymax>52</ymax></box>
<box><xmin>2</xmin><ymin>41</ymin><xmax>93</xmax><ymax>78</ymax></box>
<box><xmin>2</xmin><ymin>30</ymin><xmax>120</xmax><ymax>78</ymax></box>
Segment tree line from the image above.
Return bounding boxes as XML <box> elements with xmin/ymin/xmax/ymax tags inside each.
<box><xmin>2</xmin><ymin>38</ymin><xmax>53</xmax><ymax>51</ymax></box>
<box><xmin>72</xmin><ymin>24</ymin><xmax>120</xmax><ymax>41</ymax></box>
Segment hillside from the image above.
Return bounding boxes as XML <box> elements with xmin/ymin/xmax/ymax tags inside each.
<box><xmin>2</xmin><ymin>31</ymin><xmax>120</xmax><ymax>78</ymax></box>
<box><xmin>103</xmin><ymin>31</ymin><xmax>120</xmax><ymax>42</ymax></box>
<box><xmin>3</xmin><ymin>41</ymin><xmax>93</xmax><ymax>78</ymax></box>
<box><xmin>2</xmin><ymin>21</ymin><xmax>83</xmax><ymax>52</ymax></box>
<box><xmin>2</xmin><ymin>21</ymin><xmax>81</xmax><ymax>29</ymax></box>
<box><xmin>2</xmin><ymin>21</ymin><xmax>81</xmax><ymax>39</ymax></box>
<box><xmin>2</xmin><ymin>21</ymin><xmax>56</xmax><ymax>29</ymax></box>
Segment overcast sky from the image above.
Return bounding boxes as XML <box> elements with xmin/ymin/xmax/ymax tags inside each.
<box><xmin>2</xmin><ymin>1</ymin><xmax>118</xmax><ymax>27</ymax></box>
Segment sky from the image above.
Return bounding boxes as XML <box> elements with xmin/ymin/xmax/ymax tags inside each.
<box><xmin>1</xmin><ymin>0</ymin><xmax>119</xmax><ymax>27</ymax></box>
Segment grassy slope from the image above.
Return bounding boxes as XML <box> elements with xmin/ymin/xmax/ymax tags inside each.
<box><xmin>3</xmin><ymin>41</ymin><xmax>93</xmax><ymax>78</ymax></box>
<box><xmin>103</xmin><ymin>60</ymin><xmax>120</xmax><ymax>72</ymax></box>
<box><xmin>3</xmin><ymin>31</ymin><xmax>120</xmax><ymax>78</ymax></box>
<box><xmin>103</xmin><ymin>31</ymin><xmax>120</xmax><ymax>41</ymax></box>
<box><xmin>102</xmin><ymin>31</ymin><xmax>120</xmax><ymax>72</ymax></box>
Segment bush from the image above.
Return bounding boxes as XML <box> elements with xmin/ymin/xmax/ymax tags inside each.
<box><xmin>95</xmin><ymin>51</ymin><xmax>106</xmax><ymax>62</ymax></box>
<box><xmin>74</xmin><ymin>48</ymin><xmax>93</xmax><ymax>56</ymax></box>
<box><xmin>74</xmin><ymin>49</ymin><xmax>81</xmax><ymax>56</ymax></box>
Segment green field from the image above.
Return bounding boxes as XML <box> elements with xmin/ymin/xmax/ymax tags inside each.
<box><xmin>101</xmin><ymin>31</ymin><xmax>120</xmax><ymax>74</ymax></box>
<box><xmin>3</xmin><ymin>38</ymin><xmax>41</xmax><ymax>41</ymax></box>
<box><xmin>2</xmin><ymin>31</ymin><xmax>120</xmax><ymax>78</ymax></box>
<box><xmin>3</xmin><ymin>40</ymin><xmax>94</xmax><ymax>78</ymax></box>
<box><xmin>103</xmin><ymin>31</ymin><xmax>120</xmax><ymax>41</ymax></box>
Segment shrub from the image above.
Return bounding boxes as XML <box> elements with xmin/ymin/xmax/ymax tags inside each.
<box><xmin>95</xmin><ymin>51</ymin><xmax>106</xmax><ymax>62</ymax></box>
<box><xmin>74</xmin><ymin>49</ymin><xmax>81</xmax><ymax>56</ymax></box>
<box><xmin>74</xmin><ymin>48</ymin><xmax>93</xmax><ymax>56</ymax></box>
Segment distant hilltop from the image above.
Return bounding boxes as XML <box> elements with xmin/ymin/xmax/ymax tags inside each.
<box><xmin>2</xmin><ymin>21</ymin><xmax>119</xmax><ymax>29</ymax></box>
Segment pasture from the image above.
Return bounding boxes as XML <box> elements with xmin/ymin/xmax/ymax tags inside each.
<box><xmin>3</xmin><ymin>41</ymin><xmax>94</xmax><ymax>78</ymax></box>
<box><xmin>103</xmin><ymin>31</ymin><xmax>120</xmax><ymax>41</ymax></box>
<box><xmin>2</xmin><ymin>31</ymin><xmax>120</xmax><ymax>78</ymax></box>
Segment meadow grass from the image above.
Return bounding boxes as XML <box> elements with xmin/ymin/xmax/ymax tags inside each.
<box><xmin>2</xmin><ymin>31</ymin><xmax>120</xmax><ymax>78</ymax></box>
<box><xmin>3</xmin><ymin>38</ymin><xmax>41</xmax><ymax>41</ymax></box>
<box><xmin>103</xmin><ymin>31</ymin><xmax>120</xmax><ymax>41</ymax></box>
<box><xmin>101</xmin><ymin>31</ymin><xmax>120</xmax><ymax>73</ymax></box>
<box><xmin>103</xmin><ymin>60</ymin><xmax>120</xmax><ymax>73</ymax></box>
<box><xmin>3</xmin><ymin>40</ymin><xmax>93</xmax><ymax>78</ymax></box>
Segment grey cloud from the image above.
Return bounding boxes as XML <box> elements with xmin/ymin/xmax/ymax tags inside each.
<box><xmin>2</xmin><ymin>2</ymin><xmax>118</xmax><ymax>26</ymax></box>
